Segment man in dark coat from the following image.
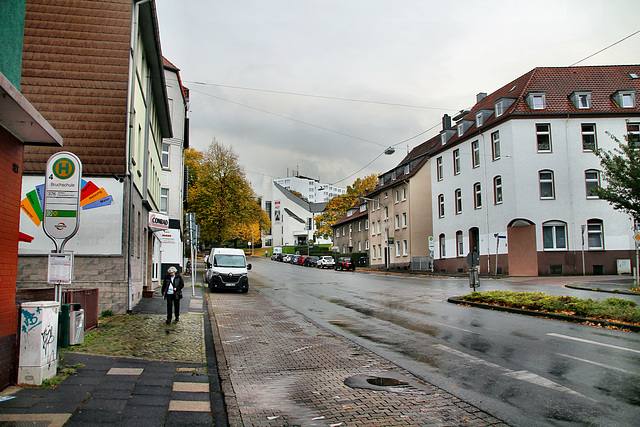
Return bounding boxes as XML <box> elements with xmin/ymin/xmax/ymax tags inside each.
<box><xmin>161</xmin><ymin>266</ymin><xmax>185</xmax><ymax>324</ymax></box>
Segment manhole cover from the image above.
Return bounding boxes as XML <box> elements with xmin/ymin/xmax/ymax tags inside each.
<box><xmin>344</xmin><ymin>371</ymin><xmax>433</xmax><ymax>395</ymax></box>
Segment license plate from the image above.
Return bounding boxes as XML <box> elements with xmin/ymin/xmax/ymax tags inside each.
<box><xmin>225</xmin><ymin>283</ymin><xmax>235</xmax><ymax>287</ymax></box>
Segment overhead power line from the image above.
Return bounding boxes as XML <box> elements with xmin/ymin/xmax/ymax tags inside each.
<box><xmin>569</xmin><ymin>29</ymin><xmax>640</xmax><ymax>67</ymax></box>
<box><xmin>186</xmin><ymin>80</ymin><xmax>455</xmax><ymax>111</ymax></box>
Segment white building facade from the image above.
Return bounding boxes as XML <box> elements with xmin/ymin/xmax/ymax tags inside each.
<box><xmin>430</xmin><ymin>65</ymin><xmax>639</xmax><ymax>276</ymax></box>
<box><xmin>274</xmin><ymin>175</ymin><xmax>346</xmax><ymax>203</ymax></box>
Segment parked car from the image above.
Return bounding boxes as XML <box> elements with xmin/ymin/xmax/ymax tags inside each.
<box><xmin>274</xmin><ymin>253</ymin><xmax>284</xmax><ymax>262</ymax></box>
<box><xmin>317</xmin><ymin>256</ymin><xmax>335</xmax><ymax>269</ymax></box>
<box><xmin>282</xmin><ymin>254</ymin><xmax>292</xmax><ymax>263</ymax></box>
<box><xmin>297</xmin><ymin>255</ymin><xmax>309</xmax><ymax>265</ymax></box>
<box><xmin>290</xmin><ymin>255</ymin><xmax>300</xmax><ymax>264</ymax></box>
<box><xmin>304</xmin><ymin>256</ymin><xmax>319</xmax><ymax>267</ymax></box>
<box><xmin>335</xmin><ymin>257</ymin><xmax>355</xmax><ymax>271</ymax></box>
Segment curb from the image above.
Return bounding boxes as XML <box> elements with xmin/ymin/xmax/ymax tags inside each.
<box><xmin>447</xmin><ymin>296</ymin><xmax>640</xmax><ymax>333</ymax></box>
<box><xmin>565</xmin><ymin>284</ymin><xmax>640</xmax><ymax>296</ymax></box>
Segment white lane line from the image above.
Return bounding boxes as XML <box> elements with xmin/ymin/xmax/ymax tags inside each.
<box><xmin>547</xmin><ymin>333</ymin><xmax>640</xmax><ymax>354</ymax></box>
<box><xmin>556</xmin><ymin>353</ymin><xmax>638</xmax><ymax>376</ymax></box>
<box><xmin>434</xmin><ymin>344</ymin><xmax>592</xmax><ymax>400</ymax></box>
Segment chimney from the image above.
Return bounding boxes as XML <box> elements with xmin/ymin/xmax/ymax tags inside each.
<box><xmin>476</xmin><ymin>92</ymin><xmax>487</xmax><ymax>103</ymax></box>
<box><xmin>442</xmin><ymin>114</ymin><xmax>452</xmax><ymax>130</ymax></box>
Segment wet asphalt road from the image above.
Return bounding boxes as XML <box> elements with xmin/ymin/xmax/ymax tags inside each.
<box><xmin>249</xmin><ymin>257</ymin><xmax>640</xmax><ymax>427</ymax></box>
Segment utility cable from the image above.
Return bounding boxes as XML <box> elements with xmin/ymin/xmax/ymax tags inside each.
<box><xmin>569</xmin><ymin>29</ymin><xmax>640</xmax><ymax>67</ymax></box>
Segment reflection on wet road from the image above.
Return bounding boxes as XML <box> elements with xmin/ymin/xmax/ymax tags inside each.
<box><xmin>251</xmin><ymin>258</ymin><xmax>640</xmax><ymax>426</ymax></box>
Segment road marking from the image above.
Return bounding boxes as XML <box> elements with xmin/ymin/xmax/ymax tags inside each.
<box><xmin>434</xmin><ymin>344</ymin><xmax>592</xmax><ymax>400</ymax></box>
<box><xmin>547</xmin><ymin>333</ymin><xmax>640</xmax><ymax>354</ymax></box>
<box><xmin>556</xmin><ymin>353</ymin><xmax>638</xmax><ymax>376</ymax></box>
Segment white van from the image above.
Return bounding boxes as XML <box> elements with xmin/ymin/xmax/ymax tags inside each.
<box><xmin>206</xmin><ymin>248</ymin><xmax>251</xmax><ymax>293</ymax></box>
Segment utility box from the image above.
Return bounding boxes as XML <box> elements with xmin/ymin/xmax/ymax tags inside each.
<box><xmin>18</xmin><ymin>301</ymin><xmax>60</xmax><ymax>385</ymax></box>
<box><xmin>69</xmin><ymin>309</ymin><xmax>85</xmax><ymax>345</ymax></box>
<box><xmin>617</xmin><ymin>259</ymin><xmax>632</xmax><ymax>274</ymax></box>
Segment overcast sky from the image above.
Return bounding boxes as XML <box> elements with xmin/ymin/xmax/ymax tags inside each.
<box><xmin>156</xmin><ymin>0</ymin><xmax>640</xmax><ymax>196</ymax></box>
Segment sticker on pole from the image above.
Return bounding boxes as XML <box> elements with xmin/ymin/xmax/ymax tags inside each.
<box><xmin>43</xmin><ymin>152</ymin><xmax>82</xmax><ymax>252</ymax></box>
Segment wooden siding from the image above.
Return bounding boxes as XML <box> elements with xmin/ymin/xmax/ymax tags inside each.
<box><xmin>21</xmin><ymin>0</ymin><xmax>132</xmax><ymax>175</ymax></box>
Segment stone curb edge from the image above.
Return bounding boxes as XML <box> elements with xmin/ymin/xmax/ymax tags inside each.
<box><xmin>565</xmin><ymin>284</ymin><xmax>639</xmax><ymax>296</ymax></box>
<box><xmin>447</xmin><ymin>296</ymin><xmax>640</xmax><ymax>333</ymax></box>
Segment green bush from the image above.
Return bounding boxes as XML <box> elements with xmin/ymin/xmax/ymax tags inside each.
<box><xmin>462</xmin><ymin>291</ymin><xmax>640</xmax><ymax>324</ymax></box>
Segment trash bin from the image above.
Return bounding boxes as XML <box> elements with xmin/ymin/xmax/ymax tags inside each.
<box><xmin>69</xmin><ymin>308</ymin><xmax>85</xmax><ymax>345</ymax></box>
<box><xmin>58</xmin><ymin>303</ymin><xmax>81</xmax><ymax>348</ymax></box>
<box><xmin>18</xmin><ymin>301</ymin><xmax>60</xmax><ymax>385</ymax></box>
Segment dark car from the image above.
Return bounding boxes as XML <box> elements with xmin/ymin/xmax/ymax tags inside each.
<box><xmin>290</xmin><ymin>255</ymin><xmax>300</xmax><ymax>264</ymax></box>
<box><xmin>304</xmin><ymin>256</ymin><xmax>319</xmax><ymax>267</ymax></box>
<box><xmin>297</xmin><ymin>255</ymin><xmax>309</xmax><ymax>266</ymax></box>
<box><xmin>335</xmin><ymin>257</ymin><xmax>355</xmax><ymax>271</ymax></box>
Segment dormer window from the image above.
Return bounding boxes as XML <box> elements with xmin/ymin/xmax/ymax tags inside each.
<box><xmin>440</xmin><ymin>133</ymin><xmax>447</xmax><ymax>145</ymax></box>
<box><xmin>494</xmin><ymin>97</ymin><xmax>515</xmax><ymax>117</ymax></box>
<box><xmin>525</xmin><ymin>92</ymin><xmax>546</xmax><ymax>110</ymax></box>
<box><xmin>457</xmin><ymin>122</ymin><xmax>464</xmax><ymax>137</ymax></box>
<box><xmin>475</xmin><ymin>109</ymin><xmax>492</xmax><ymax>127</ymax></box>
<box><xmin>611</xmin><ymin>90</ymin><xmax>636</xmax><ymax>108</ymax></box>
<box><xmin>476</xmin><ymin>112</ymin><xmax>483</xmax><ymax>127</ymax></box>
<box><xmin>456</xmin><ymin>119</ymin><xmax>474</xmax><ymax>137</ymax></box>
<box><xmin>569</xmin><ymin>91</ymin><xmax>592</xmax><ymax>109</ymax></box>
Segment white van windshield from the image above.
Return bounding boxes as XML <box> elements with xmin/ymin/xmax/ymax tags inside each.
<box><xmin>213</xmin><ymin>254</ymin><xmax>246</xmax><ymax>268</ymax></box>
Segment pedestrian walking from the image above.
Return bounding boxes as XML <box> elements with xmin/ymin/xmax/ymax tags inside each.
<box><xmin>161</xmin><ymin>266</ymin><xmax>184</xmax><ymax>324</ymax></box>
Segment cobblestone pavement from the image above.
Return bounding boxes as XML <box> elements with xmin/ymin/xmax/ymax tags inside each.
<box><xmin>208</xmin><ymin>289</ymin><xmax>507</xmax><ymax>427</ymax></box>
<box><xmin>65</xmin><ymin>312</ymin><xmax>206</xmax><ymax>364</ymax></box>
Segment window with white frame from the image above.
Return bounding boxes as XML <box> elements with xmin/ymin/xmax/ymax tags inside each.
<box><xmin>622</xmin><ymin>93</ymin><xmax>634</xmax><ymax>108</ymax></box>
<box><xmin>455</xmin><ymin>188</ymin><xmax>462</xmax><ymax>214</ymax></box>
<box><xmin>438</xmin><ymin>194</ymin><xmax>445</xmax><ymax>218</ymax></box>
<box><xmin>581</xmin><ymin>124</ymin><xmax>597</xmax><ymax>151</ymax></box>
<box><xmin>493</xmin><ymin>175</ymin><xmax>503</xmax><ymax>204</ymax></box>
<box><xmin>587</xmin><ymin>220</ymin><xmax>604</xmax><ymax>250</ymax></box>
<box><xmin>365</xmin><ymin>239</ymin><xmax>369</xmax><ymax>250</ymax></box>
<box><xmin>336</xmin><ymin>229</ymin><xmax>340</xmax><ymax>238</ymax></box>
<box><xmin>402</xmin><ymin>239</ymin><xmax>408</xmax><ymax>256</ymax></box>
<box><xmin>627</xmin><ymin>122</ymin><xmax>639</xmax><ymax>148</ymax></box>
<box><xmin>456</xmin><ymin>231</ymin><xmax>463</xmax><ymax>257</ymax></box>
<box><xmin>578</xmin><ymin>93</ymin><xmax>590</xmax><ymax>109</ymax></box>
<box><xmin>476</xmin><ymin>112</ymin><xmax>484</xmax><ymax>127</ymax></box>
<box><xmin>358</xmin><ymin>221</ymin><xmax>361</xmax><ymax>232</ymax></box>
<box><xmin>373</xmin><ymin>245</ymin><xmax>377</xmax><ymax>258</ymax></box>
<box><xmin>439</xmin><ymin>233</ymin><xmax>446</xmax><ymax>257</ymax></box>
<box><xmin>473</xmin><ymin>182</ymin><xmax>482</xmax><ymax>209</ymax></box>
<box><xmin>161</xmin><ymin>144</ymin><xmax>170</xmax><ymax>169</ymax></box>
<box><xmin>453</xmin><ymin>149</ymin><xmax>461</xmax><ymax>175</ymax></box>
<box><xmin>365</xmin><ymin>220</ymin><xmax>369</xmax><ymax>230</ymax></box>
<box><xmin>384</xmin><ymin>206</ymin><xmax>389</xmax><ymax>220</ymax></box>
<box><xmin>436</xmin><ymin>157</ymin><xmax>443</xmax><ymax>181</ymax></box>
<box><xmin>396</xmin><ymin>242</ymin><xmax>401</xmax><ymax>257</ymax></box>
<box><xmin>539</xmin><ymin>170</ymin><xmax>555</xmax><ymax>199</ymax></box>
<box><xmin>377</xmin><ymin>220</ymin><xmax>381</xmax><ymax>235</ymax></box>
<box><xmin>472</xmin><ymin>140</ymin><xmax>480</xmax><ymax>168</ymax></box>
<box><xmin>585</xmin><ymin>170</ymin><xmax>600</xmax><ymax>198</ymax></box>
<box><xmin>395</xmin><ymin>215</ymin><xmax>400</xmax><ymax>230</ymax></box>
<box><xmin>531</xmin><ymin>94</ymin><xmax>545</xmax><ymax>109</ymax></box>
<box><xmin>160</xmin><ymin>188</ymin><xmax>168</xmax><ymax>213</ymax></box>
<box><xmin>536</xmin><ymin>123</ymin><xmax>551</xmax><ymax>152</ymax></box>
<box><xmin>491</xmin><ymin>131</ymin><xmax>501</xmax><ymax>160</ymax></box>
<box><xmin>402</xmin><ymin>187</ymin><xmax>406</xmax><ymax>201</ymax></box>
<box><xmin>378</xmin><ymin>244</ymin><xmax>382</xmax><ymax>259</ymax></box>
<box><xmin>358</xmin><ymin>241</ymin><xmax>362</xmax><ymax>251</ymax></box>
<box><xmin>395</xmin><ymin>189</ymin><xmax>399</xmax><ymax>203</ymax></box>
<box><xmin>543</xmin><ymin>221</ymin><xmax>567</xmax><ymax>250</ymax></box>
<box><xmin>402</xmin><ymin>212</ymin><xmax>407</xmax><ymax>228</ymax></box>
<box><xmin>495</xmin><ymin>101</ymin><xmax>505</xmax><ymax>117</ymax></box>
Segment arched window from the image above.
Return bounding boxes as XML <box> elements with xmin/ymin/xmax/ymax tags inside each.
<box><xmin>439</xmin><ymin>233</ymin><xmax>446</xmax><ymax>258</ymax></box>
<box><xmin>456</xmin><ymin>231</ymin><xmax>464</xmax><ymax>257</ymax></box>
<box><xmin>455</xmin><ymin>189</ymin><xmax>462</xmax><ymax>214</ymax></box>
<box><xmin>493</xmin><ymin>176</ymin><xmax>503</xmax><ymax>204</ymax></box>
<box><xmin>438</xmin><ymin>194</ymin><xmax>445</xmax><ymax>218</ymax></box>
<box><xmin>543</xmin><ymin>221</ymin><xmax>567</xmax><ymax>250</ymax></box>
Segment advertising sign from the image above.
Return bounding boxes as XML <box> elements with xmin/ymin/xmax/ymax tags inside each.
<box><xmin>148</xmin><ymin>211</ymin><xmax>169</xmax><ymax>231</ymax></box>
<box><xmin>274</xmin><ymin>200</ymin><xmax>281</xmax><ymax>224</ymax></box>
<box><xmin>43</xmin><ymin>152</ymin><xmax>82</xmax><ymax>252</ymax></box>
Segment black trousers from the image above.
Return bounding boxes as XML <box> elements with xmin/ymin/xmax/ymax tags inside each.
<box><xmin>166</xmin><ymin>293</ymin><xmax>180</xmax><ymax>321</ymax></box>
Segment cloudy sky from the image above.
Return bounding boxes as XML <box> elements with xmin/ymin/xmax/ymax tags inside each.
<box><xmin>155</xmin><ymin>0</ymin><xmax>640</xmax><ymax>195</ymax></box>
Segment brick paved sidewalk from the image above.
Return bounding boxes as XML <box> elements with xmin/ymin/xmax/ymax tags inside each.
<box><xmin>208</xmin><ymin>289</ymin><xmax>507</xmax><ymax>427</ymax></box>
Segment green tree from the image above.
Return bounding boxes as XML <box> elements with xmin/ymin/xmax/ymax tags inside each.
<box><xmin>593</xmin><ymin>132</ymin><xmax>640</xmax><ymax>221</ymax></box>
<box><xmin>315</xmin><ymin>174</ymin><xmax>378</xmax><ymax>237</ymax></box>
<box><xmin>185</xmin><ymin>140</ymin><xmax>270</xmax><ymax>247</ymax></box>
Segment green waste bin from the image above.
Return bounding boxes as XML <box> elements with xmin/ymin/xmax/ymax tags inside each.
<box><xmin>58</xmin><ymin>303</ymin><xmax>81</xmax><ymax>348</ymax></box>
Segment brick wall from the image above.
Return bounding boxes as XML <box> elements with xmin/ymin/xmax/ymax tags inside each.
<box><xmin>0</xmin><ymin>127</ymin><xmax>24</xmax><ymax>389</ymax></box>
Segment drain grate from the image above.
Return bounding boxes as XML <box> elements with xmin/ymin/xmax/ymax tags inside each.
<box><xmin>344</xmin><ymin>371</ymin><xmax>433</xmax><ymax>395</ymax></box>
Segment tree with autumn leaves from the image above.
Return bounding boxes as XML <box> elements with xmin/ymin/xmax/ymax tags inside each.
<box><xmin>314</xmin><ymin>174</ymin><xmax>378</xmax><ymax>238</ymax></box>
<box><xmin>185</xmin><ymin>141</ymin><xmax>270</xmax><ymax>248</ymax></box>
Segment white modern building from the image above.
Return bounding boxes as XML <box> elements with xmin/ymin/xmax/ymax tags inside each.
<box><xmin>262</xmin><ymin>181</ymin><xmax>330</xmax><ymax>248</ymax></box>
<box><xmin>430</xmin><ymin>65</ymin><xmax>639</xmax><ymax>276</ymax></box>
<box><xmin>274</xmin><ymin>174</ymin><xmax>346</xmax><ymax>203</ymax></box>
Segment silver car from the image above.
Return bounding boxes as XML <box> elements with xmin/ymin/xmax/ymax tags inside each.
<box><xmin>317</xmin><ymin>256</ymin><xmax>335</xmax><ymax>269</ymax></box>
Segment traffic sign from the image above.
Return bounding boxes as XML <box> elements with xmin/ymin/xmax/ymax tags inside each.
<box><xmin>43</xmin><ymin>152</ymin><xmax>82</xmax><ymax>252</ymax></box>
<box><xmin>428</xmin><ymin>236</ymin><xmax>435</xmax><ymax>251</ymax></box>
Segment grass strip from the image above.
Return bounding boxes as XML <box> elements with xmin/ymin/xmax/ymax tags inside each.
<box><xmin>461</xmin><ymin>291</ymin><xmax>640</xmax><ymax>325</ymax></box>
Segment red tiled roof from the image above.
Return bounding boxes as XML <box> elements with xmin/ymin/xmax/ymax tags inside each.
<box><xmin>431</xmin><ymin>65</ymin><xmax>640</xmax><ymax>155</ymax></box>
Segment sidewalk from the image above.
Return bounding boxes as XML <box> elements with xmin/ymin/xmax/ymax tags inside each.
<box><xmin>0</xmin><ymin>281</ymin><xmax>226</xmax><ymax>427</ymax></box>
<box><xmin>209</xmin><ymin>289</ymin><xmax>506</xmax><ymax>426</ymax></box>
